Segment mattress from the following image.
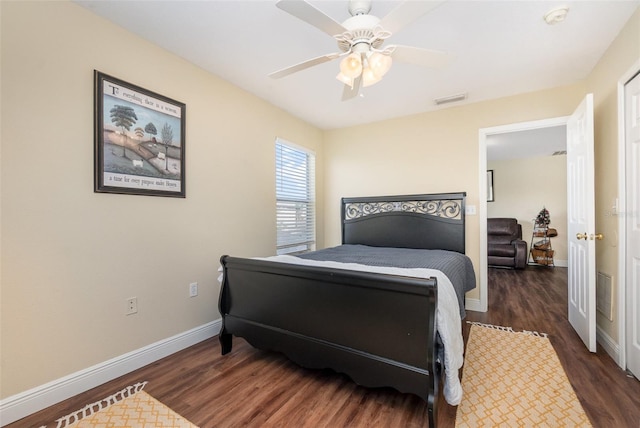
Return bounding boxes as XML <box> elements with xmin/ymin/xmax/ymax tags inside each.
<box><xmin>298</xmin><ymin>244</ymin><xmax>476</xmax><ymax>318</ymax></box>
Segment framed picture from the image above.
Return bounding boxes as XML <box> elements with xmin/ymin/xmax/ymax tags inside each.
<box><xmin>487</xmin><ymin>170</ymin><xmax>494</xmax><ymax>202</ymax></box>
<box><xmin>94</xmin><ymin>71</ymin><xmax>186</xmax><ymax>197</ymax></box>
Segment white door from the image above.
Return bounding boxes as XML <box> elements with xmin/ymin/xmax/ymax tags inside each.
<box><xmin>625</xmin><ymin>72</ymin><xmax>640</xmax><ymax>378</ymax></box>
<box><xmin>567</xmin><ymin>93</ymin><xmax>597</xmax><ymax>352</ymax></box>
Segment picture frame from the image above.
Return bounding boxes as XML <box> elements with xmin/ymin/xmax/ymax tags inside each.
<box><xmin>94</xmin><ymin>71</ymin><xmax>186</xmax><ymax>197</ymax></box>
<box><xmin>487</xmin><ymin>170</ymin><xmax>494</xmax><ymax>202</ymax></box>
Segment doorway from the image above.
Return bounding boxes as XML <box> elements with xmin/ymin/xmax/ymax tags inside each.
<box><xmin>486</xmin><ymin>126</ymin><xmax>568</xmax><ymax>267</ymax></box>
<box><xmin>478</xmin><ymin>117</ymin><xmax>569</xmax><ymax>313</ymax></box>
<box><xmin>480</xmin><ymin>95</ymin><xmax>598</xmax><ymax>352</ymax></box>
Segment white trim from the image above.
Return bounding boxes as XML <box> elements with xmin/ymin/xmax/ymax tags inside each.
<box><xmin>617</xmin><ymin>58</ymin><xmax>640</xmax><ymax>370</ymax></box>
<box><xmin>464</xmin><ymin>297</ymin><xmax>483</xmax><ymax>312</ymax></box>
<box><xmin>478</xmin><ymin>116</ymin><xmax>569</xmax><ymax>314</ymax></box>
<box><xmin>478</xmin><ymin>133</ymin><xmax>489</xmax><ymax>312</ymax></box>
<box><xmin>525</xmin><ymin>260</ymin><xmax>568</xmax><ymax>267</ymax></box>
<box><xmin>0</xmin><ymin>320</ymin><xmax>221</xmax><ymax>426</ymax></box>
<box><xmin>275</xmin><ymin>136</ymin><xmax>316</xmax><ymax>156</ymax></box>
<box><xmin>597</xmin><ymin>324</ymin><xmax>621</xmax><ymax>364</ymax></box>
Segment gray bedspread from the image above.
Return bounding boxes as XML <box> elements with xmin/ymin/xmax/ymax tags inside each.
<box><xmin>297</xmin><ymin>244</ymin><xmax>476</xmax><ymax>318</ymax></box>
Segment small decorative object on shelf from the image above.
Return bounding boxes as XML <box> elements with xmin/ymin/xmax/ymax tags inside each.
<box><xmin>535</xmin><ymin>207</ymin><xmax>550</xmax><ymax>226</ymax></box>
<box><xmin>530</xmin><ymin>207</ymin><xmax>555</xmax><ymax>266</ymax></box>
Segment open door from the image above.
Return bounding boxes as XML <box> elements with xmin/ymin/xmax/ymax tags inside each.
<box><xmin>625</xmin><ymin>71</ymin><xmax>640</xmax><ymax>378</ymax></box>
<box><xmin>567</xmin><ymin>93</ymin><xmax>598</xmax><ymax>352</ymax></box>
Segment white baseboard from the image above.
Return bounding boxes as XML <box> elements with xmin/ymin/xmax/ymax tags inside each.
<box><xmin>0</xmin><ymin>319</ymin><xmax>221</xmax><ymax>427</ymax></box>
<box><xmin>526</xmin><ymin>259</ymin><xmax>568</xmax><ymax>267</ymax></box>
<box><xmin>596</xmin><ymin>324</ymin><xmax>621</xmax><ymax>368</ymax></box>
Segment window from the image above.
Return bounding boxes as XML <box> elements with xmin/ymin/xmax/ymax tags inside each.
<box><xmin>276</xmin><ymin>139</ymin><xmax>316</xmax><ymax>255</ymax></box>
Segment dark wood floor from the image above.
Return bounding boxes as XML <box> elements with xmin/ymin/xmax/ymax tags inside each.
<box><xmin>8</xmin><ymin>266</ymin><xmax>640</xmax><ymax>427</ymax></box>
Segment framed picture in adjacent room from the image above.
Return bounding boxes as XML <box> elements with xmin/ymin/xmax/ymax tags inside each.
<box><xmin>94</xmin><ymin>71</ymin><xmax>186</xmax><ymax>197</ymax></box>
<box><xmin>487</xmin><ymin>170</ymin><xmax>494</xmax><ymax>202</ymax></box>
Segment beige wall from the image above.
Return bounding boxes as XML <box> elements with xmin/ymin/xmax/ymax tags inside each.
<box><xmin>586</xmin><ymin>8</ymin><xmax>640</xmax><ymax>341</ymax></box>
<box><xmin>488</xmin><ymin>155</ymin><xmax>568</xmax><ymax>264</ymax></box>
<box><xmin>0</xmin><ymin>1</ymin><xmax>323</xmax><ymax>398</ymax></box>
<box><xmin>323</xmin><ymin>84</ymin><xmax>586</xmax><ymax>301</ymax></box>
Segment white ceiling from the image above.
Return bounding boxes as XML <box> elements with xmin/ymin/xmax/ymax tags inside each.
<box><xmin>75</xmin><ymin>0</ymin><xmax>639</xmax><ymax>130</ymax></box>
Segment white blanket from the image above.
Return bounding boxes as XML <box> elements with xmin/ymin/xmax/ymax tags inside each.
<box><xmin>255</xmin><ymin>255</ymin><xmax>464</xmax><ymax>406</ymax></box>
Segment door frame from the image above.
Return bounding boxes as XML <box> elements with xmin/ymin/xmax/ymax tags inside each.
<box><xmin>616</xmin><ymin>58</ymin><xmax>640</xmax><ymax>370</ymax></box>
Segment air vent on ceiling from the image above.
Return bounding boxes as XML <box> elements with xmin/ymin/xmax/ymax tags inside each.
<box><xmin>552</xmin><ymin>150</ymin><xmax>567</xmax><ymax>156</ymax></box>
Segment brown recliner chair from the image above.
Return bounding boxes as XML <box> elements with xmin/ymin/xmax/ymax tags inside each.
<box><xmin>488</xmin><ymin>218</ymin><xmax>528</xmax><ymax>269</ymax></box>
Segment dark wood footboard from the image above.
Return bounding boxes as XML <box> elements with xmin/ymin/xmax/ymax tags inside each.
<box><xmin>219</xmin><ymin>255</ymin><xmax>440</xmax><ymax>427</ymax></box>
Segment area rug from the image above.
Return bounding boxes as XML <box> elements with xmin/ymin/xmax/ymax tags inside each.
<box><xmin>455</xmin><ymin>322</ymin><xmax>592</xmax><ymax>427</ymax></box>
<box><xmin>42</xmin><ymin>382</ymin><xmax>198</xmax><ymax>428</ymax></box>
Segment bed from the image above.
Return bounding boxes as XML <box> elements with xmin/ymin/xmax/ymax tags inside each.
<box><xmin>218</xmin><ymin>192</ymin><xmax>475</xmax><ymax>427</ymax></box>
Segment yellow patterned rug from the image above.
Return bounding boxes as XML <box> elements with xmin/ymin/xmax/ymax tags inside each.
<box><xmin>43</xmin><ymin>382</ymin><xmax>198</xmax><ymax>428</ymax></box>
<box><xmin>455</xmin><ymin>323</ymin><xmax>592</xmax><ymax>427</ymax></box>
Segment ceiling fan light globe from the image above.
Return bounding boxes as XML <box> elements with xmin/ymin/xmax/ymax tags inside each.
<box><xmin>362</xmin><ymin>66</ymin><xmax>381</xmax><ymax>87</ymax></box>
<box><xmin>340</xmin><ymin>53</ymin><xmax>363</xmax><ymax>78</ymax></box>
<box><xmin>368</xmin><ymin>52</ymin><xmax>392</xmax><ymax>77</ymax></box>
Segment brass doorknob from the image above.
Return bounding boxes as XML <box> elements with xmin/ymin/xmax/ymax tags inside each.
<box><xmin>576</xmin><ymin>233</ymin><xmax>588</xmax><ymax>240</ymax></box>
<box><xmin>590</xmin><ymin>233</ymin><xmax>604</xmax><ymax>240</ymax></box>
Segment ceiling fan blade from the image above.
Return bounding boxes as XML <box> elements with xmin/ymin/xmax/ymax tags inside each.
<box><xmin>276</xmin><ymin>0</ymin><xmax>346</xmax><ymax>37</ymax></box>
<box><xmin>389</xmin><ymin>45</ymin><xmax>453</xmax><ymax>69</ymax></box>
<box><xmin>269</xmin><ymin>53</ymin><xmax>341</xmax><ymax>79</ymax></box>
<box><xmin>342</xmin><ymin>75</ymin><xmax>362</xmax><ymax>101</ymax></box>
<box><xmin>379</xmin><ymin>0</ymin><xmax>447</xmax><ymax>35</ymax></box>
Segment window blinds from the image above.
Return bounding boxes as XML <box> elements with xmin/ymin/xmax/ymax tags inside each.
<box><xmin>276</xmin><ymin>140</ymin><xmax>316</xmax><ymax>255</ymax></box>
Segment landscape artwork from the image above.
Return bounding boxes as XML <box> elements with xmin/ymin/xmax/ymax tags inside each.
<box><xmin>94</xmin><ymin>71</ymin><xmax>186</xmax><ymax>197</ymax></box>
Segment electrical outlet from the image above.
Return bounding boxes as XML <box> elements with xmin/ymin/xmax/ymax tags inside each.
<box><xmin>126</xmin><ymin>297</ymin><xmax>138</xmax><ymax>315</ymax></box>
<box><xmin>189</xmin><ymin>282</ymin><xmax>198</xmax><ymax>297</ymax></box>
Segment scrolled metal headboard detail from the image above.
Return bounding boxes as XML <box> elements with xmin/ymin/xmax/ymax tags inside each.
<box><xmin>344</xmin><ymin>199</ymin><xmax>463</xmax><ymax>221</ymax></box>
<box><xmin>341</xmin><ymin>193</ymin><xmax>466</xmax><ymax>252</ymax></box>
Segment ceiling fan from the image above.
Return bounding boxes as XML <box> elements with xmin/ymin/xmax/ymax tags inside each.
<box><xmin>269</xmin><ymin>0</ymin><xmax>452</xmax><ymax>100</ymax></box>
